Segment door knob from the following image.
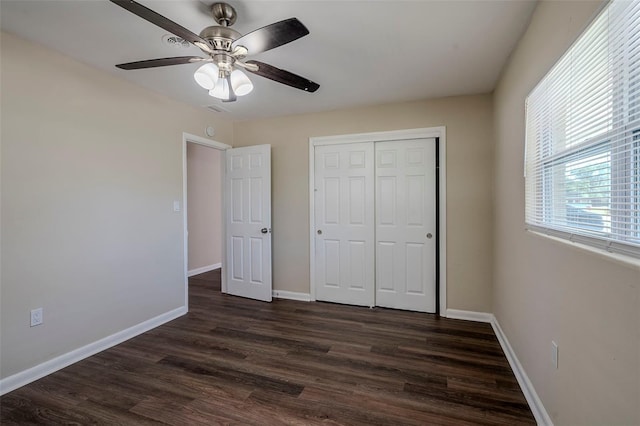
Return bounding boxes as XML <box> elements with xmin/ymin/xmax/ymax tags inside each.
<box><xmin>426</xmin><ymin>233</ymin><xmax>433</xmax><ymax>239</ymax></box>
<box><xmin>317</xmin><ymin>230</ymin><xmax>323</xmax><ymax>235</ymax></box>
<box><xmin>261</xmin><ymin>228</ymin><xmax>269</xmax><ymax>234</ymax></box>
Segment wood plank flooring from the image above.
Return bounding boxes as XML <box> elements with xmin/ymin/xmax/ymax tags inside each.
<box><xmin>1</xmin><ymin>270</ymin><xmax>535</xmax><ymax>425</ymax></box>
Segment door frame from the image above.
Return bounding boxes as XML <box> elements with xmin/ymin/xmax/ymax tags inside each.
<box><xmin>308</xmin><ymin>127</ymin><xmax>447</xmax><ymax>314</ymax></box>
<box><xmin>182</xmin><ymin>132</ymin><xmax>231</xmax><ymax>309</ymax></box>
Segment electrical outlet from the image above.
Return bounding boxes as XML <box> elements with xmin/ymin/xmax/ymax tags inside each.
<box><xmin>30</xmin><ymin>308</ymin><xmax>43</xmax><ymax>327</ymax></box>
<box><xmin>552</xmin><ymin>341</ymin><xmax>558</xmax><ymax>369</ymax></box>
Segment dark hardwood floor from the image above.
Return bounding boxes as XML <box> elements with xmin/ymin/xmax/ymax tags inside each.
<box><xmin>1</xmin><ymin>270</ymin><xmax>535</xmax><ymax>425</ymax></box>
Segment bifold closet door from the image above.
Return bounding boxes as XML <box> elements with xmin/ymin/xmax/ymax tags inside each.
<box><xmin>314</xmin><ymin>143</ymin><xmax>375</xmax><ymax>307</ymax></box>
<box><xmin>375</xmin><ymin>139</ymin><xmax>436</xmax><ymax>313</ymax></box>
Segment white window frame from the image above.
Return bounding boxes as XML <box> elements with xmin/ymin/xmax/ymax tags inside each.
<box><xmin>524</xmin><ymin>0</ymin><xmax>640</xmax><ymax>259</ymax></box>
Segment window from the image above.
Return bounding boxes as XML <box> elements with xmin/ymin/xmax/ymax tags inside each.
<box><xmin>525</xmin><ymin>0</ymin><xmax>640</xmax><ymax>258</ymax></box>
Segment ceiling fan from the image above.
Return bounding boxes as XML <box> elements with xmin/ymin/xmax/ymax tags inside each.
<box><xmin>110</xmin><ymin>0</ymin><xmax>320</xmax><ymax>102</ymax></box>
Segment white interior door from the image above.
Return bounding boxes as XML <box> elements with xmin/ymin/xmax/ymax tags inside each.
<box><xmin>314</xmin><ymin>143</ymin><xmax>375</xmax><ymax>307</ymax></box>
<box><xmin>225</xmin><ymin>144</ymin><xmax>272</xmax><ymax>302</ymax></box>
<box><xmin>375</xmin><ymin>139</ymin><xmax>436</xmax><ymax>312</ymax></box>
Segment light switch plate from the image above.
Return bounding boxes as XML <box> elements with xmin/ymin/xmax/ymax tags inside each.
<box><xmin>30</xmin><ymin>308</ymin><xmax>43</xmax><ymax>327</ymax></box>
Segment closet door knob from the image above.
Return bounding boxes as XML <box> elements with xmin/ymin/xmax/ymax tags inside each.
<box><xmin>317</xmin><ymin>230</ymin><xmax>323</xmax><ymax>235</ymax></box>
<box><xmin>426</xmin><ymin>233</ymin><xmax>433</xmax><ymax>239</ymax></box>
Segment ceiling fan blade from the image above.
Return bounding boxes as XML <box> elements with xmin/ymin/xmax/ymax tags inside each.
<box><xmin>232</xmin><ymin>18</ymin><xmax>309</xmax><ymax>55</ymax></box>
<box><xmin>110</xmin><ymin>0</ymin><xmax>212</xmax><ymax>53</ymax></box>
<box><xmin>116</xmin><ymin>56</ymin><xmax>207</xmax><ymax>70</ymax></box>
<box><xmin>245</xmin><ymin>60</ymin><xmax>319</xmax><ymax>93</ymax></box>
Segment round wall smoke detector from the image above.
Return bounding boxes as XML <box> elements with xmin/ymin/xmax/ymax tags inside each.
<box><xmin>161</xmin><ymin>34</ymin><xmax>190</xmax><ymax>49</ymax></box>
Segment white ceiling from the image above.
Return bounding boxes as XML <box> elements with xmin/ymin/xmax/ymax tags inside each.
<box><xmin>0</xmin><ymin>0</ymin><xmax>537</xmax><ymax>120</ymax></box>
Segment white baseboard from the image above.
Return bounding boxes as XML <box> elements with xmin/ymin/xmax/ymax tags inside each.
<box><xmin>444</xmin><ymin>309</ymin><xmax>552</xmax><ymax>425</ymax></box>
<box><xmin>0</xmin><ymin>306</ymin><xmax>187</xmax><ymax>396</ymax></box>
<box><xmin>272</xmin><ymin>290</ymin><xmax>311</xmax><ymax>302</ymax></box>
<box><xmin>445</xmin><ymin>308</ymin><xmax>493</xmax><ymax>323</ymax></box>
<box><xmin>490</xmin><ymin>316</ymin><xmax>553</xmax><ymax>426</ymax></box>
<box><xmin>188</xmin><ymin>263</ymin><xmax>221</xmax><ymax>277</ymax></box>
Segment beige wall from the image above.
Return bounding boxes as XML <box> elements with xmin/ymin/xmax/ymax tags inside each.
<box><xmin>234</xmin><ymin>95</ymin><xmax>494</xmax><ymax>312</ymax></box>
<box><xmin>493</xmin><ymin>1</ymin><xmax>640</xmax><ymax>424</ymax></box>
<box><xmin>187</xmin><ymin>143</ymin><xmax>222</xmax><ymax>271</ymax></box>
<box><xmin>10</xmin><ymin>5</ymin><xmax>639</xmax><ymax>421</ymax></box>
<box><xmin>0</xmin><ymin>32</ymin><xmax>233</xmax><ymax>379</ymax></box>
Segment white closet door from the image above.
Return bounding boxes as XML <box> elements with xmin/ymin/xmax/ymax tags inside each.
<box><xmin>375</xmin><ymin>139</ymin><xmax>436</xmax><ymax>312</ymax></box>
<box><xmin>314</xmin><ymin>143</ymin><xmax>375</xmax><ymax>307</ymax></box>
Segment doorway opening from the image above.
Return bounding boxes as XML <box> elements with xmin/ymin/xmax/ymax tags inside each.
<box><xmin>182</xmin><ymin>133</ymin><xmax>231</xmax><ymax>308</ymax></box>
<box><xmin>187</xmin><ymin>142</ymin><xmax>222</xmax><ymax>276</ymax></box>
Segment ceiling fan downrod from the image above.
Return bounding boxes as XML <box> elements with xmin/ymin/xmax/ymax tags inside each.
<box><xmin>211</xmin><ymin>2</ymin><xmax>237</xmax><ymax>27</ymax></box>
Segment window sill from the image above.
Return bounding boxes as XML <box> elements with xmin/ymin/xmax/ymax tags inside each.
<box><xmin>526</xmin><ymin>229</ymin><xmax>640</xmax><ymax>270</ymax></box>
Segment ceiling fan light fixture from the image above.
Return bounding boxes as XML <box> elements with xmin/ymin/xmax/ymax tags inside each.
<box><xmin>230</xmin><ymin>69</ymin><xmax>254</xmax><ymax>96</ymax></box>
<box><xmin>209</xmin><ymin>77</ymin><xmax>230</xmax><ymax>100</ymax></box>
<box><xmin>194</xmin><ymin>63</ymin><xmax>219</xmax><ymax>90</ymax></box>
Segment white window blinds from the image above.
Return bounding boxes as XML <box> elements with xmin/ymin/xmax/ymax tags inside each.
<box><xmin>525</xmin><ymin>0</ymin><xmax>640</xmax><ymax>258</ymax></box>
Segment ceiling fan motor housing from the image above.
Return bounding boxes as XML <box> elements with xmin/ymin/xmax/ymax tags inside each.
<box><xmin>199</xmin><ymin>26</ymin><xmax>241</xmax><ymax>52</ymax></box>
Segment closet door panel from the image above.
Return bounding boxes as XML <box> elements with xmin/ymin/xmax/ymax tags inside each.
<box><xmin>375</xmin><ymin>139</ymin><xmax>436</xmax><ymax>313</ymax></box>
<box><xmin>314</xmin><ymin>143</ymin><xmax>375</xmax><ymax>306</ymax></box>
